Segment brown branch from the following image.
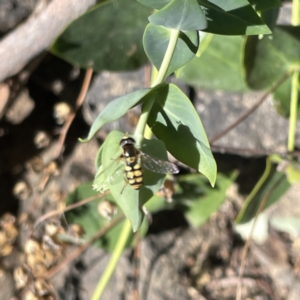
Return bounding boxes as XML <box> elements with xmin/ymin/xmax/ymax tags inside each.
<box><xmin>33</xmin><ymin>191</ymin><xmax>108</xmax><ymax>229</ymax></box>
<box><xmin>209</xmin><ymin>74</ymin><xmax>290</xmax><ymax>144</ymax></box>
<box><xmin>0</xmin><ymin>0</ymin><xmax>97</xmax><ymax>81</ymax></box>
<box><xmin>55</xmin><ymin>68</ymin><xmax>93</xmax><ymax>158</ymax></box>
<box><xmin>46</xmin><ymin>214</ymin><xmax>125</xmax><ymax>278</ymax></box>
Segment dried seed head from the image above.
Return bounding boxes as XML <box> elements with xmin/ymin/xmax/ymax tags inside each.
<box><xmin>69</xmin><ymin>67</ymin><xmax>80</xmax><ymax>80</ymax></box>
<box><xmin>1</xmin><ymin>213</ymin><xmax>16</xmax><ymax>225</ymax></box>
<box><xmin>34</xmin><ymin>278</ymin><xmax>53</xmax><ymax>297</ymax></box>
<box><xmin>51</xmin><ymin>80</ymin><xmax>64</xmax><ymax>95</ymax></box>
<box><xmin>34</xmin><ymin>131</ymin><xmax>51</xmax><ymax>149</ymax></box>
<box><xmin>44</xmin><ymin>161</ymin><xmax>60</xmax><ymax>177</ymax></box>
<box><xmin>0</xmin><ymin>231</ymin><xmax>7</xmax><ymax>246</ymax></box>
<box><xmin>31</xmin><ymin>263</ymin><xmax>48</xmax><ymax>278</ymax></box>
<box><xmin>26</xmin><ymin>253</ymin><xmax>44</xmax><ymax>270</ymax></box>
<box><xmin>3</xmin><ymin>223</ymin><xmax>18</xmax><ymax>243</ymax></box>
<box><xmin>98</xmin><ymin>201</ymin><xmax>118</xmax><ymax>220</ymax></box>
<box><xmin>27</xmin><ymin>156</ymin><xmax>44</xmax><ymax>173</ymax></box>
<box><xmin>13</xmin><ymin>266</ymin><xmax>29</xmax><ymax>289</ymax></box>
<box><xmin>0</xmin><ymin>243</ymin><xmax>13</xmax><ymax>256</ymax></box>
<box><xmin>69</xmin><ymin>224</ymin><xmax>85</xmax><ymax>238</ymax></box>
<box><xmin>42</xmin><ymin>251</ymin><xmax>55</xmax><ymax>268</ymax></box>
<box><xmin>156</xmin><ymin>179</ymin><xmax>175</xmax><ymax>203</ymax></box>
<box><xmin>53</xmin><ymin>102</ymin><xmax>72</xmax><ymax>124</ymax></box>
<box><xmin>163</xmin><ymin>179</ymin><xmax>175</xmax><ymax>202</ymax></box>
<box><xmin>24</xmin><ymin>239</ymin><xmax>41</xmax><ymax>255</ymax></box>
<box><xmin>24</xmin><ymin>290</ymin><xmax>39</xmax><ymax>300</ymax></box>
<box><xmin>44</xmin><ymin>222</ymin><xmax>60</xmax><ymax>237</ymax></box>
<box><xmin>13</xmin><ymin>180</ymin><xmax>31</xmax><ymax>200</ymax></box>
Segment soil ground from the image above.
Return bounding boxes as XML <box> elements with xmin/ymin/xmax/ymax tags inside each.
<box><xmin>0</xmin><ymin>3</ymin><xmax>300</xmax><ymax>299</ymax></box>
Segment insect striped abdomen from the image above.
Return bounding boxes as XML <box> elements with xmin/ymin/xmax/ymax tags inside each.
<box><xmin>122</xmin><ymin>143</ymin><xmax>143</xmax><ymax>190</ymax></box>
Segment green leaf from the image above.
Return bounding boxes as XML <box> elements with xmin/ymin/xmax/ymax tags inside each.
<box><xmin>259</xmin><ymin>8</ymin><xmax>280</xmax><ymax>31</ymax></box>
<box><xmin>176</xmin><ymin>34</ymin><xmax>248</xmax><ymax>92</ymax></box>
<box><xmin>248</xmin><ymin>0</ymin><xmax>281</xmax><ymax>11</ymax></box>
<box><xmin>199</xmin><ymin>0</ymin><xmax>271</xmax><ymax>35</ymax></box>
<box><xmin>174</xmin><ymin>172</ymin><xmax>237</xmax><ymax>227</ymax></box>
<box><xmin>286</xmin><ymin>163</ymin><xmax>300</xmax><ymax>184</ymax></box>
<box><xmin>94</xmin><ymin>130</ymin><xmax>169</xmax><ymax>231</ymax></box>
<box><xmin>95</xmin><ymin>143</ymin><xmax>104</xmax><ymax>170</ymax></box>
<box><xmin>143</xmin><ymin>24</ymin><xmax>199</xmax><ymax>77</ymax></box>
<box><xmin>273</xmin><ymin>76</ymin><xmax>300</xmax><ymax>119</ymax></box>
<box><xmin>236</xmin><ymin>157</ymin><xmax>290</xmax><ymax>224</ymax></box>
<box><xmin>80</xmin><ymin>85</ymin><xmax>165</xmax><ymax>142</ymax></box>
<box><xmin>51</xmin><ymin>0</ymin><xmax>150</xmax><ymax>71</ymax></box>
<box><xmin>149</xmin><ymin>0</ymin><xmax>207</xmax><ymax>31</ymax></box>
<box><xmin>138</xmin><ymin>0</ymin><xmax>171</xmax><ymax>9</ymax></box>
<box><xmin>245</xmin><ymin>26</ymin><xmax>300</xmax><ymax>90</ymax></box>
<box><xmin>147</xmin><ymin>84</ymin><xmax>217</xmax><ymax>186</ymax></box>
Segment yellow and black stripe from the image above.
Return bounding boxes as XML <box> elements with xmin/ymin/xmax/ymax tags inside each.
<box><xmin>120</xmin><ymin>136</ymin><xmax>143</xmax><ymax>190</ymax></box>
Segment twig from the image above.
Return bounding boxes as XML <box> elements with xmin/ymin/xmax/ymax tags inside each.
<box><xmin>235</xmin><ymin>173</ymin><xmax>286</xmax><ymax>300</ymax></box>
<box><xmin>33</xmin><ymin>191</ymin><xmax>107</xmax><ymax>229</ymax></box>
<box><xmin>55</xmin><ymin>67</ymin><xmax>93</xmax><ymax>158</ymax></box>
<box><xmin>37</xmin><ymin>173</ymin><xmax>51</xmax><ymax>191</ymax></box>
<box><xmin>209</xmin><ymin>74</ymin><xmax>290</xmax><ymax>144</ymax></box>
<box><xmin>29</xmin><ymin>68</ymin><xmax>93</xmax><ymax>228</ymax></box>
<box><xmin>46</xmin><ymin>214</ymin><xmax>125</xmax><ymax>278</ymax></box>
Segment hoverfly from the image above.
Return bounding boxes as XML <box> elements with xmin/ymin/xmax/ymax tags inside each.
<box><xmin>119</xmin><ymin>135</ymin><xmax>179</xmax><ymax>190</ymax></box>
<box><xmin>94</xmin><ymin>135</ymin><xmax>179</xmax><ymax>192</ymax></box>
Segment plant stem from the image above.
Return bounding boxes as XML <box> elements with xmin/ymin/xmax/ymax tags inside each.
<box><xmin>134</xmin><ymin>29</ymin><xmax>180</xmax><ymax>143</ymax></box>
<box><xmin>288</xmin><ymin>70</ymin><xmax>299</xmax><ymax>153</ymax></box>
<box><xmin>91</xmin><ymin>29</ymin><xmax>180</xmax><ymax>300</ymax></box>
<box><xmin>292</xmin><ymin>0</ymin><xmax>300</xmax><ymax>26</ymax></box>
<box><xmin>90</xmin><ymin>219</ymin><xmax>132</xmax><ymax>300</ymax></box>
<box><xmin>151</xmin><ymin>29</ymin><xmax>180</xmax><ymax>87</ymax></box>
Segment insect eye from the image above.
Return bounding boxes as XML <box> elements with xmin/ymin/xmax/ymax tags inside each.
<box><xmin>127</xmin><ymin>137</ymin><xmax>135</xmax><ymax>143</ymax></box>
<box><xmin>119</xmin><ymin>137</ymin><xmax>136</xmax><ymax>146</ymax></box>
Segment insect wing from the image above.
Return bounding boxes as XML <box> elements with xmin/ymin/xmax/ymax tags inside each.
<box><xmin>141</xmin><ymin>152</ymin><xmax>179</xmax><ymax>174</ymax></box>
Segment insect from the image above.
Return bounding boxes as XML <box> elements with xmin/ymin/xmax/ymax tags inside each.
<box><xmin>119</xmin><ymin>135</ymin><xmax>179</xmax><ymax>190</ymax></box>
